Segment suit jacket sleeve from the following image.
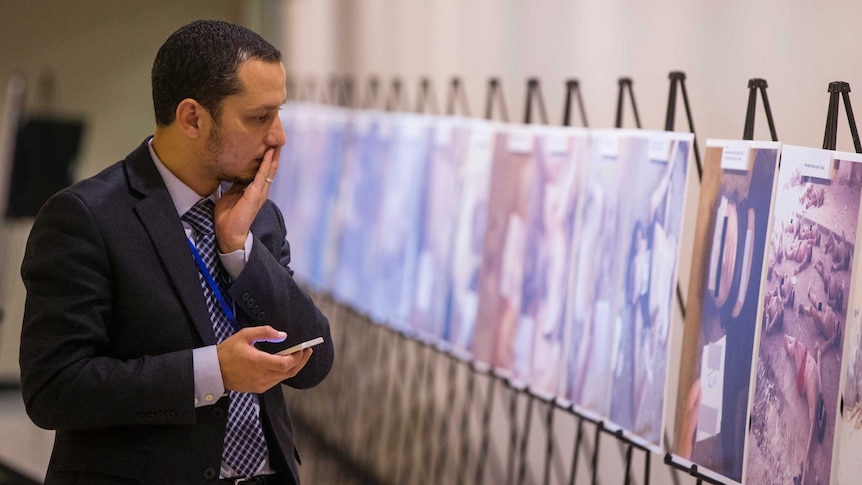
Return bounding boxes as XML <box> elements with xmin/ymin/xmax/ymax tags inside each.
<box><xmin>231</xmin><ymin>199</ymin><xmax>334</xmax><ymax>389</ymax></box>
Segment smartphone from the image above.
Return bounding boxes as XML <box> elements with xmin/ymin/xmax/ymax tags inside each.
<box><xmin>276</xmin><ymin>337</ymin><xmax>324</xmax><ymax>356</ymax></box>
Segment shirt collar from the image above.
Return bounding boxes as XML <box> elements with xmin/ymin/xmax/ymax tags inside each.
<box><xmin>147</xmin><ymin>138</ymin><xmax>218</xmax><ymax>217</ymax></box>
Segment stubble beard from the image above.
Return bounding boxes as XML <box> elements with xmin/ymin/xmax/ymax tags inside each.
<box><xmin>205</xmin><ymin>121</ymin><xmax>254</xmax><ymax>186</ymax></box>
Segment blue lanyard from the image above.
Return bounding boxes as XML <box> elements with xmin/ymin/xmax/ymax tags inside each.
<box><xmin>186</xmin><ymin>238</ymin><xmax>239</xmax><ymax>328</ymax></box>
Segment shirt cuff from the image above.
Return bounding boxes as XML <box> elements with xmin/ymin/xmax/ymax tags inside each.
<box><xmin>192</xmin><ymin>345</ymin><xmax>226</xmax><ymax>407</ymax></box>
<box><xmin>219</xmin><ymin>231</ymin><xmax>253</xmax><ymax>280</ymax></box>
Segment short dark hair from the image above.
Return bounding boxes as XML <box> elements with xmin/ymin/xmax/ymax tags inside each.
<box><xmin>151</xmin><ymin>19</ymin><xmax>282</xmax><ymax>126</ymax></box>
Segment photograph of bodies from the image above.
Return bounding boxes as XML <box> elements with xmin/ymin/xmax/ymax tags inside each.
<box><xmin>672</xmin><ymin>140</ymin><xmax>780</xmax><ymax>484</ymax></box>
<box><xmin>837</xmin><ymin>149</ymin><xmax>862</xmax><ymax>485</ymax></box>
<box><xmin>608</xmin><ymin>131</ymin><xmax>693</xmax><ymax>447</ymax></box>
<box><xmin>745</xmin><ymin>145</ymin><xmax>860</xmax><ymax>485</ymax></box>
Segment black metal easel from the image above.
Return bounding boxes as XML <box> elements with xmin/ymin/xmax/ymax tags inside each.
<box><xmin>337</xmin><ymin>75</ymin><xmax>355</xmax><ymax>108</ymax></box>
<box><xmin>822</xmin><ymin>81</ymin><xmax>862</xmax><ymax>153</ymax></box>
<box><xmin>406</xmin><ymin>78</ymin><xmax>445</xmax><ymax>485</ymax></box>
<box><xmin>298</xmin><ymin>76</ymin><xmax>319</xmax><ymax>104</ymax></box>
<box><xmin>563</xmin><ymin>79</ymin><xmax>589</xmax><ymax>128</ymax></box>
<box><xmin>473</xmin><ymin>77</ymin><xmax>511</xmax><ymax>485</ymax></box>
<box><xmin>384</xmin><ymin>78</ymin><xmax>408</xmax><ymax>112</ymax></box>
<box><xmin>322</xmin><ymin>74</ymin><xmax>339</xmax><ymax>105</ymax></box>
<box><xmin>662</xmin><ymin>79</ymin><xmax>782</xmax><ymax>485</ymax></box>
<box><xmin>362</xmin><ymin>76</ymin><xmax>381</xmax><ymax>111</ymax></box>
<box><xmin>663</xmin><ymin>71</ymin><xmax>702</xmax><ymax>325</ymax></box>
<box><xmin>503</xmin><ymin>78</ymin><xmax>552</xmax><ymax>485</ymax></box>
<box><xmin>662</xmin><ymin>456</ymin><xmax>728</xmax><ymax>485</ymax></box>
<box><xmin>664</xmin><ymin>71</ymin><xmax>702</xmax><ymax>179</ymax></box>
<box><xmin>742</xmin><ymin>78</ymin><xmax>778</xmax><ymax>142</ymax></box>
<box><xmin>524</xmin><ymin>78</ymin><xmax>550</xmax><ymax>125</ymax></box>
<box><xmin>432</xmin><ymin>76</ymin><xmax>481</xmax><ymax>485</ymax></box>
<box><xmin>589</xmin><ymin>74</ymin><xmax>654</xmax><ymax>485</ymax></box>
<box><xmin>485</xmin><ymin>77</ymin><xmax>510</xmax><ymax>122</ymax></box>
<box><xmin>415</xmin><ymin>77</ymin><xmax>441</xmax><ymax>114</ymax></box>
<box><xmin>615</xmin><ymin>77</ymin><xmax>641</xmax><ymax>129</ymax></box>
<box><xmin>446</xmin><ymin>77</ymin><xmax>472</xmax><ymax>117</ymax></box>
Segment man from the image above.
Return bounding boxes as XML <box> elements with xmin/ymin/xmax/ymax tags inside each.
<box><xmin>19</xmin><ymin>20</ymin><xmax>333</xmax><ymax>484</ymax></box>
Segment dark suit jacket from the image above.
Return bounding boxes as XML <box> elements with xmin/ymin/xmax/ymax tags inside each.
<box><xmin>19</xmin><ymin>138</ymin><xmax>334</xmax><ymax>484</ymax></box>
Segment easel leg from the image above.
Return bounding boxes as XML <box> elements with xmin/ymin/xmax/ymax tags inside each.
<box><xmin>568</xmin><ymin>416</ymin><xmax>584</xmax><ymax>485</ymax></box>
<box><xmin>542</xmin><ymin>403</ymin><xmax>555</xmax><ymax>485</ymax></box>
<box><xmin>591</xmin><ymin>422</ymin><xmax>602</xmax><ymax>485</ymax></box>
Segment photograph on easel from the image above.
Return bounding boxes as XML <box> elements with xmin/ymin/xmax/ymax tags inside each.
<box><xmin>564</xmin><ymin>129</ymin><xmax>635</xmax><ymax>418</ymax></box>
<box><xmin>471</xmin><ymin>126</ymin><xmax>537</xmax><ymax>377</ymax></box>
<box><xmin>671</xmin><ymin>140</ymin><xmax>780</xmax><ymax>484</ymax></box>
<box><xmin>520</xmin><ymin>127</ymin><xmax>589</xmax><ymax>398</ymax></box>
<box><xmin>745</xmin><ymin>145</ymin><xmax>861</xmax><ymax>485</ymax></box>
<box><xmin>330</xmin><ymin>110</ymin><xmax>391</xmax><ymax>313</ymax></box>
<box><xmin>270</xmin><ymin>103</ymin><xmax>321</xmax><ymax>282</ymax></box>
<box><xmin>840</xmin><ymin>153</ymin><xmax>862</xmax><ymax>485</ymax></box>
<box><xmin>608</xmin><ymin>130</ymin><xmax>693</xmax><ymax>447</ymax></box>
<box><xmin>410</xmin><ymin>117</ymin><xmax>471</xmax><ymax>343</ymax></box>
<box><xmin>367</xmin><ymin>113</ymin><xmax>433</xmax><ymax>330</ymax></box>
<box><xmin>270</xmin><ymin>104</ymin><xmax>348</xmax><ymax>292</ymax></box>
<box><xmin>445</xmin><ymin>122</ymin><xmax>497</xmax><ymax>358</ymax></box>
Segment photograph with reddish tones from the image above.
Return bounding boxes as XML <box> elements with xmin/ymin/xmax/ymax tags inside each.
<box><xmin>838</xmin><ymin>153</ymin><xmax>862</xmax><ymax>485</ymax></box>
<box><xmin>471</xmin><ymin>127</ymin><xmax>537</xmax><ymax>377</ymax></box>
<box><xmin>745</xmin><ymin>145</ymin><xmax>860</xmax><ymax>485</ymax></box>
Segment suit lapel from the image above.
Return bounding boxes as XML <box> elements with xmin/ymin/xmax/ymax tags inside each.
<box><xmin>125</xmin><ymin>140</ymin><xmax>218</xmax><ymax>345</ymax></box>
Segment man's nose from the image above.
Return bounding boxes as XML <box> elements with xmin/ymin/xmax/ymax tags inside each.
<box><xmin>267</xmin><ymin>113</ymin><xmax>286</xmax><ymax>147</ymax></box>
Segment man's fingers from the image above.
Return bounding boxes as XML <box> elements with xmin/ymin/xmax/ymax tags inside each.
<box><xmin>286</xmin><ymin>347</ymin><xmax>312</xmax><ymax>377</ymax></box>
<box><xmin>258</xmin><ymin>147</ymin><xmax>278</xmax><ymax>197</ymax></box>
<box><xmin>238</xmin><ymin>325</ymin><xmax>287</xmax><ymax>344</ymax></box>
<box><xmin>267</xmin><ymin>145</ymin><xmax>280</xmax><ymax>181</ymax></box>
<box><xmin>270</xmin><ymin>347</ymin><xmax>312</xmax><ymax>377</ymax></box>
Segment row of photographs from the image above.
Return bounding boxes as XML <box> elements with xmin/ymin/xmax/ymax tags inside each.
<box><xmin>270</xmin><ymin>102</ymin><xmax>862</xmax><ymax>484</ymax></box>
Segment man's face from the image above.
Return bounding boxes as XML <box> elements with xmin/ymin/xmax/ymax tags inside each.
<box><xmin>204</xmin><ymin>59</ymin><xmax>287</xmax><ymax>185</ymax></box>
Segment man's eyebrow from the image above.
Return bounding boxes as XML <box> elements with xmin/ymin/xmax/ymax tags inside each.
<box><xmin>248</xmin><ymin>103</ymin><xmax>282</xmax><ymax>112</ymax></box>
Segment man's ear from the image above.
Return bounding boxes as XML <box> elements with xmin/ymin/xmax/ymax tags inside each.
<box><xmin>175</xmin><ymin>98</ymin><xmax>209</xmax><ymax>139</ymax></box>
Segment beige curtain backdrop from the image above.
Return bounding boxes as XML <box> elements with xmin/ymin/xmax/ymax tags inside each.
<box><xmin>281</xmin><ymin>0</ymin><xmax>860</xmax><ymax>150</ymax></box>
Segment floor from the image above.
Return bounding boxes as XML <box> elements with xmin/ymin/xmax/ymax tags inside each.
<box><xmin>0</xmin><ymin>388</ymin><xmax>52</xmax><ymax>484</ymax></box>
<box><xmin>0</xmin><ymin>387</ymin><xmax>367</xmax><ymax>485</ymax></box>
